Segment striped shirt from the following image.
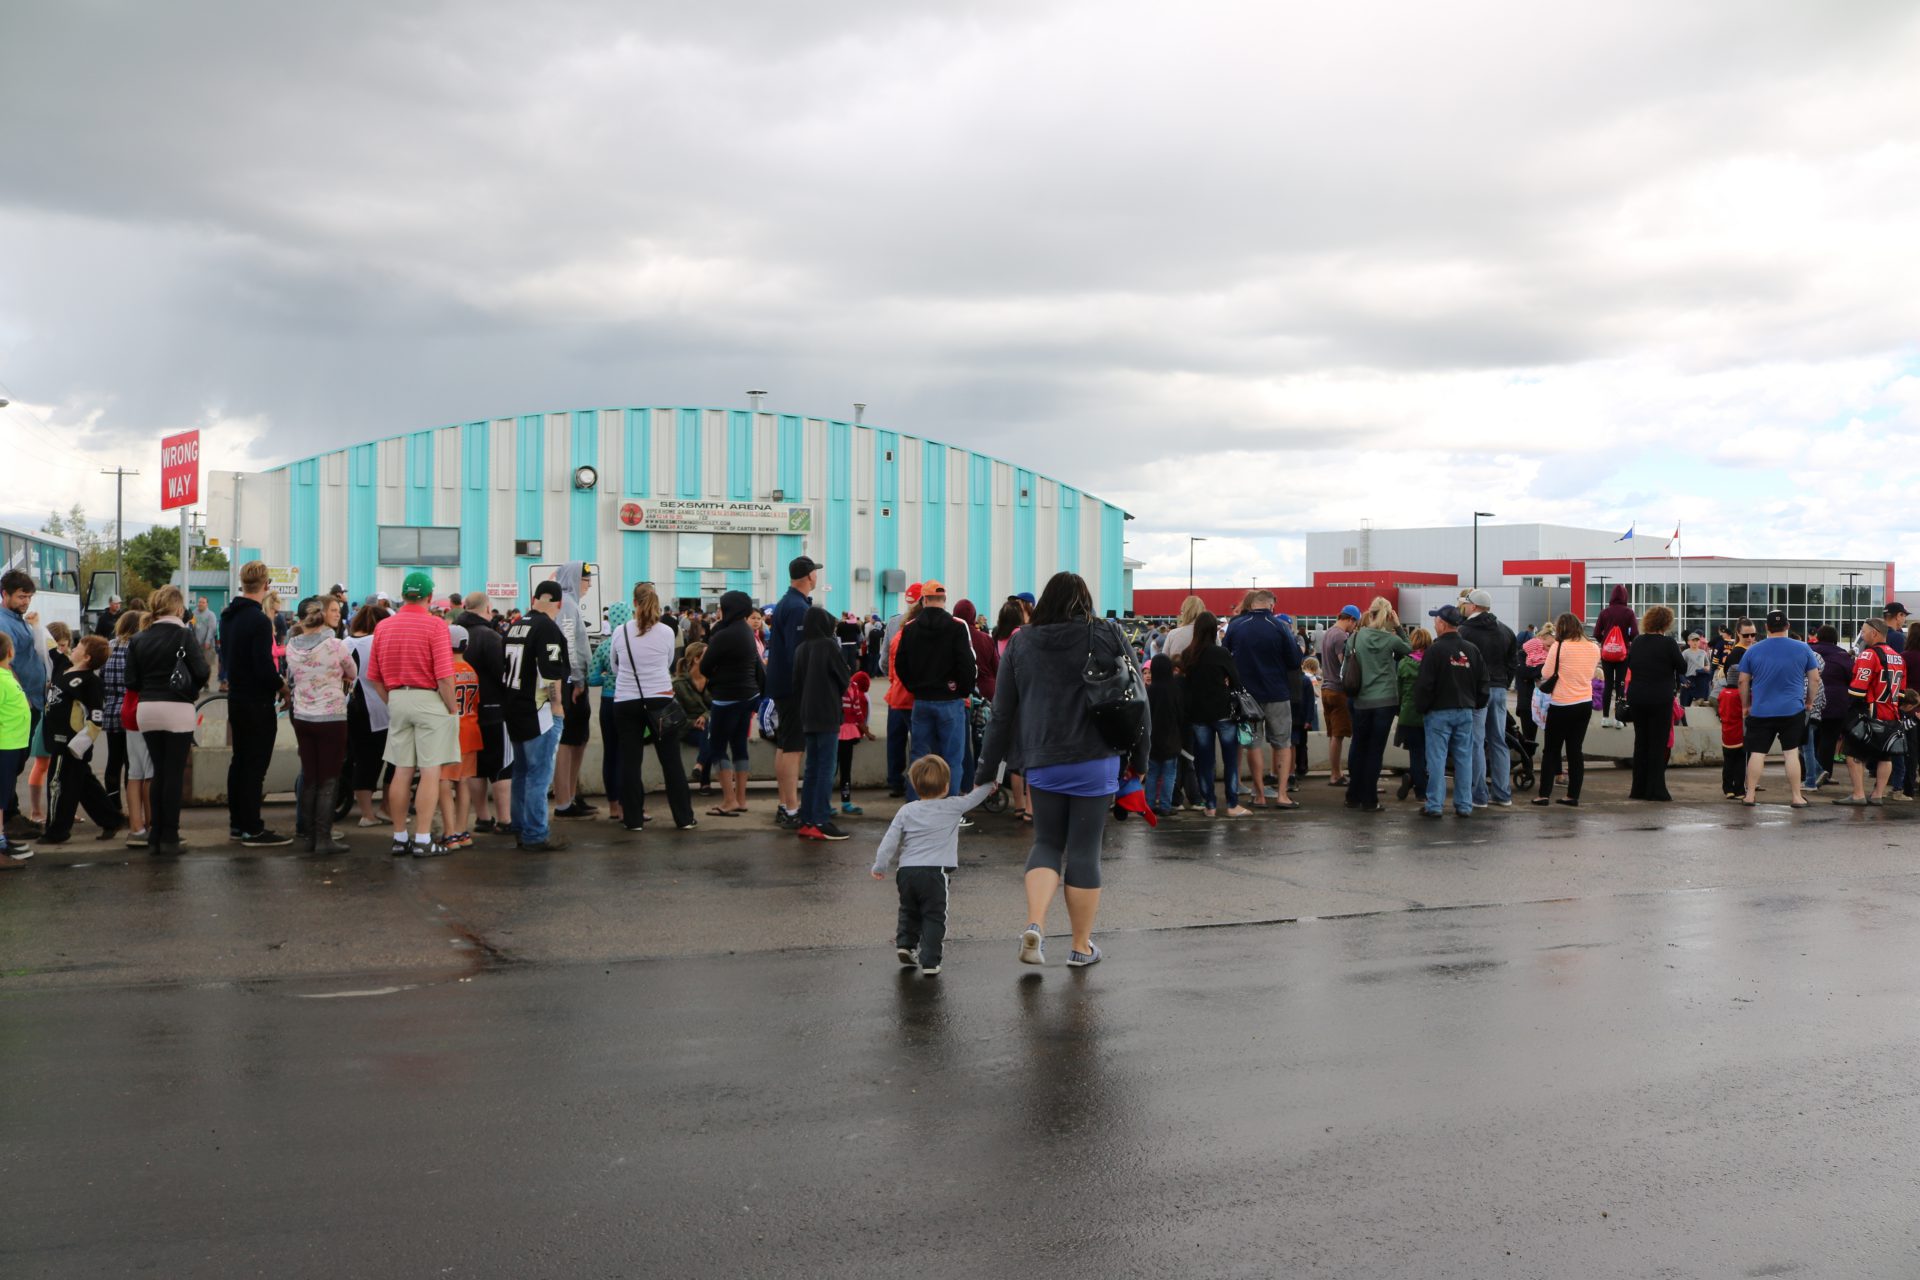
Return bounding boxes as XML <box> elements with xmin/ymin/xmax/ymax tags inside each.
<box><xmin>365</xmin><ymin>604</ymin><xmax>453</xmax><ymax>691</ymax></box>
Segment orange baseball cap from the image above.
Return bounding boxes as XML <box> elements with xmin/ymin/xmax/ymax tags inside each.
<box><xmin>920</xmin><ymin>579</ymin><xmax>948</xmax><ymax>596</ymax></box>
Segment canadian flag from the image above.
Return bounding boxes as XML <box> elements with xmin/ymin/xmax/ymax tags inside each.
<box><xmin>1664</xmin><ymin>522</ymin><xmax>1680</xmax><ymax>553</ymax></box>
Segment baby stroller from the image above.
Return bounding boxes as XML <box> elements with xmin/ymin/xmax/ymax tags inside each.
<box><xmin>967</xmin><ymin>696</ymin><xmax>1009</xmax><ymax>814</ymax></box>
<box><xmin>1506</xmin><ymin>710</ymin><xmax>1536</xmax><ymax>792</ymax></box>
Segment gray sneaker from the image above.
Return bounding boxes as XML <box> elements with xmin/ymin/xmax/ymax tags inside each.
<box><xmin>1019</xmin><ymin>924</ymin><xmax>1045</xmax><ymax>965</ymax></box>
<box><xmin>896</xmin><ymin>946</ymin><xmax>917</xmax><ymax>966</ymax></box>
<box><xmin>1067</xmin><ymin>942</ymin><xmax>1103</xmax><ymax>968</ymax></box>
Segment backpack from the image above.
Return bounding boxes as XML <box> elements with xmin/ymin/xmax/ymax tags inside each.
<box><xmin>1600</xmin><ymin>626</ymin><xmax>1628</xmax><ymax>663</ymax></box>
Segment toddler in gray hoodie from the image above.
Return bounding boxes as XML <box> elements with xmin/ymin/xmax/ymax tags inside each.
<box><xmin>870</xmin><ymin>755</ymin><xmax>997</xmax><ymax>974</ymax></box>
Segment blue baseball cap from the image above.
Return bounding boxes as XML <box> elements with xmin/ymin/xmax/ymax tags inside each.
<box><xmin>1339</xmin><ymin>604</ymin><xmax>1361</xmax><ymax>620</ymax></box>
<box><xmin>1015</xmin><ymin>592</ymin><xmax>1036</xmax><ymax>606</ymax></box>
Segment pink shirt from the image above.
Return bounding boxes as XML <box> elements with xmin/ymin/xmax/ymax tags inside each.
<box><xmin>365</xmin><ymin>603</ymin><xmax>453</xmax><ymax>691</ymax></box>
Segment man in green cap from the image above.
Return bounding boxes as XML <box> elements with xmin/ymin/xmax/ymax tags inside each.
<box><xmin>365</xmin><ymin>570</ymin><xmax>460</xmax><ymax>857</ymax></box>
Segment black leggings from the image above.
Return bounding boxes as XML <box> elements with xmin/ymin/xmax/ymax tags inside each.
<box><xmin>1024</xmin><ymin>789</ymin><xmax>1111</xmax><ymax>889</ymax></box>
<box><xmin>1814</xmin><ymin>719</ymin><xmax>1845</xmax><ymax>777</ymax></box>
<box><xmin>1540</xmin><ymin>703</ymin><xmax>1593</xmax><ymax>800</ymax></box>
<box><xmin>1602</xmin><ymin>661</ymin><xmax>1627</xmax><ymax>719</ymax></box>
<box><xmin>615</xmin><ymin>699</ymin><xmax>696</xmax><ymax>828</ymax></box>
<box><xmin>144</xmin><ymin>729</ymin><xmax>192</xmax><ymax>845</ymax></box>
<box><xmin>348</xmin><ymin>694</ymin><xmax>391</xmax><ymax>792</ymax></box>
<box><xmin>837</xmin><ymin>738</ymin><xmax>857</xmax><ymax>801</ymax></box>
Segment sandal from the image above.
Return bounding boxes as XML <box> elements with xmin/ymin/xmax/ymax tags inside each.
<box><xmin>1271</xmin><ymin>800</ymin><xmax>1301</xmax><ymax>810</ymax></box>
<box><xmin>707</xmin><ymin>806</ymin><xmax>742</xmax><ymax>818</ymax></box>
<box><xmin>1018</xmin><ymin>811</ymin><xmax>1033</xmax><ymax>824</ymax></box>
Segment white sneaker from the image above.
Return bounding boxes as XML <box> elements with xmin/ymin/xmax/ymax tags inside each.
<box><xmin>1019</xmin><ymin>924</ymin><xmax>1045</xmax><ymax>965</ymax></box>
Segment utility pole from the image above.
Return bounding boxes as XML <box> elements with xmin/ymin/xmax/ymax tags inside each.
<box><xmin>100</xmin><ymin>466</ymin><xmax>139</xmax><ymax>590</ymax></box>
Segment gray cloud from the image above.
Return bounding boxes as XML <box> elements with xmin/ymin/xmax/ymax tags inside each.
<box><xmin>3</xmin><ymin>0</ymin><xmax>1919</xmax><ymax>582</ymax></box>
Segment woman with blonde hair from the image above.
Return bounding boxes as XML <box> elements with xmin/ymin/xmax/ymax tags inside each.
<box><xmin>1344</xmin><ymin>596</ymin><xmax>1411</xmax><ymax>812</ymax></box>
<box><xmin>1161</xmin><ymin>594</ymin><xmax>1207</xmax><ymax>662</ymax></box>
<box><xmin>609</xmin><ymin>581</ymin><xmax>697</xmax><ymax>830</ymax></box>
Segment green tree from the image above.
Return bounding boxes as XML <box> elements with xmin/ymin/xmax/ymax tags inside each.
<box><xmin>120</xmin><ymin>524</ymin><xmax>229</xmax><ymax>600</ymax></box>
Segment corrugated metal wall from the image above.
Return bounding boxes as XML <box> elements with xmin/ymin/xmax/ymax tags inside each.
<box><xmin>256</xmin><ymin>407</ymin><xmax>1129</xmax><ymax>615</ymax></box>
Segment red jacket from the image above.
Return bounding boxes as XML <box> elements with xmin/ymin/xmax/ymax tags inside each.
<box><xmin>1716</xmin><ymin>686</ymin><xmax>1744</xmax><ymax>748</ymax></box>
<box><xmin>841</xmin><ymin>671</ymin><xmax>871</xmax><ymax>737</ymax></box>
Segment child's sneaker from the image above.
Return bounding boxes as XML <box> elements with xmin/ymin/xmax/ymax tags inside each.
<box><xmin>896</xmin><ymin>946</ymin><xmax>917</xmax><ymax>966</ymax></box>
<box><xmin>1019</xmin><ymin>924</ymin><xmax>1045</xmax><ymax>965</ymax></box>
<box><xmin>446</xmin><ymin>832</ymin><xmax>472</xmax><ymax>851</ymax></box>
<box><xmin>840</xmin><ymin>802</ymin><xmax>864</xmax><ymax>815</ymax></box>
<box><xmin>1067</xmin><ymin>942</ymin><xmax>1103</xmax><ymax>968</ymax></box>
<box><xmin>814</xmin><ymin>822</ymin><xmax>851</xmax><ymax>841</ymax></box>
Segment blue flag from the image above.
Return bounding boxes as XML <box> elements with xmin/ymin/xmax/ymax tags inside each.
<box><xmin>1615</xmin><ymin>525</ymin><xmax>1634</xmax><ymax>542</ymax></box>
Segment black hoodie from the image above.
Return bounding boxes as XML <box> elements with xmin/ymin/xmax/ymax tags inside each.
<box><xmin>219</xmin><ymin>595</ymin><xmax>281</xmax><ymax>700</ymax></box>
<box><xmin>790</xmin><ymin>606</ymin><xmax>852</xmax><ymax>734</ymax></box>
<box><xmin>892</xmin><ymin>605</ymin><xmax>976</xmax><ymax>702</ymax></box>
<box><xmin>1147</xmin><ymin>654</ymin><xmax>1185</xmax><ymax>762</ymax></box>
<box><xmin>698</xmin><ymin>591</ymin><xmax>765</xmax><ymax>702</ymax></box>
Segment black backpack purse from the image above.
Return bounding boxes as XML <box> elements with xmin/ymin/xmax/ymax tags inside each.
<box><xmin>1083</xmin><ymin>619</ymin><xmax>1147</xmax><ymax>752</ymax></box>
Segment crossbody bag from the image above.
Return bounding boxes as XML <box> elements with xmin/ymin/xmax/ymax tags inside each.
<box><xmin>619</xmin><ymin>623</ymin><xmax>689</xmax><ymax>740</ymax></box>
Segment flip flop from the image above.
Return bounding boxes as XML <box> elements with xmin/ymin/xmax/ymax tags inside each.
<box><xmin>707</xmin><ymin>806</ymin><xmax>741</xmax><ymax>818</ymax></box>
<box><xmin>1789</xmin><ymin>800</ymin><xmax>1811</xmax><ymax>809</ymax></box>
<box><xmin>1271</xmin><ymin>800</ymin><xmax>1301</xmax><ymax>810</ymax></box>
<box><xmin>1741</xmin><ymin>799</ymin><xmax>1756</xmax><ymax>807</ymax></box>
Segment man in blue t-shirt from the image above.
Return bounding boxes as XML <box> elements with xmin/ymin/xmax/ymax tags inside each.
<box><xmin>1736</xmin><ymin>609</ymin><xmax>1820</xmax><ymax>807</ymax></box>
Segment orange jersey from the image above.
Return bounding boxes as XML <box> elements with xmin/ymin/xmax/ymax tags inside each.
<box><xmin>453</xmin><ymin>660</ymin><xmax>483</xmax><ymax>755</ymax></box>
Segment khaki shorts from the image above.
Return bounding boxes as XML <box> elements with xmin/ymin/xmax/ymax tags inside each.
<box><xmin>1260</xmin><ymin>699</ymin><xmax>1294</xmax><ymax>748</ymax></box>
<box><xmin>384</xmin><ymin>688</ymin><xmax>461</xmax><ymax>768</ymax></box>
<box><xmin>1321</xmin><ymin>688</ymin><xmax>1352</xmax><ymax>737</ymax></box>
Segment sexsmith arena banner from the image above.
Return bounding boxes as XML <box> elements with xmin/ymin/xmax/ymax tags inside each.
<box><xmin>617</xmin><ymin>499</ymin><xmax>813</xmax><ymax>535</ymax></box>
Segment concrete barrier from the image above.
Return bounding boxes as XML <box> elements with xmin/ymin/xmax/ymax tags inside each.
<box><xmin>177</xmin><ymin>694</ymin><xmax>1742</xmax><ymax>805</ymax></box>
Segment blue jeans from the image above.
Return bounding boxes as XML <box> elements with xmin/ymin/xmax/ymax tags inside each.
<box><xmin>908</xmin><ymin>699</ymin><xmax>967</xmax><ymax>797</ymax></box>
<box><xmin>1191</xmin><ymin>719</ymin><xmax>1240</xmax><ymax>809</ymax></box>
<box><xmin>1424</xmin><ymin>708</ymin><xmax>1476</xmax><ymax>815</ymax></box>
<box><xmin>1472</xmin><ymin>686</ymin><xmax>1512</xmax><ymax>805</ymax></box>
<box><xmin>800</xmin><ymin>729</ymin><xmax>838</xmax><ymax>828</ymax></box>
<box><xmin>1145</xmin><ymin>758</ymin><xmax>1178</xmax><ymax>810</ymax></box>
<box><xmin>886</xmin><ymin>706</ymin><xmax>913</xmax><ymax>790</ymax></box>
<box><xmin>510</xmin><ymin>722</ymin><xmax>561</xmax><ymax>843</ymax></box>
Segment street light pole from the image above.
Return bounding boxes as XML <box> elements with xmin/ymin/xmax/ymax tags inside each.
<box><xmin>1472</xmin><ymin>512</ymin><xmax>1495</xmax><ymax>591</ymax></box>
<box><xmin>1188</xmin><ymin>536</ymin><xmax>1207</xmax><ymax>595</ymax></box>
<box><xmin>100</xmin><ymin>466</ymin><xmax>140</xmax><ymax>592</ymax></box>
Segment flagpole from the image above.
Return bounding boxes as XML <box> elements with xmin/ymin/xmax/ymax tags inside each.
<box><xmin>1677</xmin><ymin>523</ymin><xmax>1684</xmax><ymax>633</ymax></box>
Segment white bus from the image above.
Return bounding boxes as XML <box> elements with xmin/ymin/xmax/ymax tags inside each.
<box><xmin>0</xmin><ymin>523</ymin><xmax>84</xmax><ymax>632</ymax></box>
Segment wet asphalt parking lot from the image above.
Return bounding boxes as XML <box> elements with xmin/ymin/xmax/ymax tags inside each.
<box><xmin>4</xmin><ymin>768</ymin><xmax>1919</xmax><ymax>1277</ymax></box>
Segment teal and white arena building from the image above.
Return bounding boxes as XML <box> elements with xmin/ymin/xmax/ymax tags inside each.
<box><xmin>210</xmin><ymin>406</ymin><xmax>1135</xmax><ymax>618</ymax></box>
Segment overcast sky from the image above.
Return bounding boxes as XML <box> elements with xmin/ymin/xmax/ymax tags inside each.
<box><xmin>4</xmin><ymin>0</ymin><xmax>1918</xmax><ymax>587</ymax></box>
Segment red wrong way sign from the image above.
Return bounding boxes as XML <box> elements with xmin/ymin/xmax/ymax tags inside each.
<box><xmin>160</xmin><ymin>430</ymin><xmax>200</xmax><ymax>510</ymax></box>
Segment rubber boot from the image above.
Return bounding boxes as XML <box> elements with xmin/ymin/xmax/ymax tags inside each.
<box><xmin>291</xmin><ymin>775</ymin><xmax>311</xmax><ymax>844</ymax></box>
<box><xmin>311</xmin><ymin>779</ymin><xmax>350</xmax><ymax>855</ymax></box>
